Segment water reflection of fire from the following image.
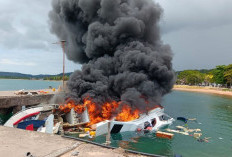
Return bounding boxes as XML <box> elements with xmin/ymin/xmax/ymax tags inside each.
<box><xmin>59</xmin><ymin>97</ymin><xmax>140</xmax><ymax>126</ymax></box>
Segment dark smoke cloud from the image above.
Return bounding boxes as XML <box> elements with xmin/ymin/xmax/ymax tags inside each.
<box><xmin>49</xmin><ymin>0</ymin><xmax>175</xmax><ymax>112</ymax></box>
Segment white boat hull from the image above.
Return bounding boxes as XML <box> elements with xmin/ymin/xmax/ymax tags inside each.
<box><xmin>4</xmin><ymin>106</ymin><xmax>54</xmax><ymax>127</ymax></box>
<box><xmin>96</xmin><ymin>107</ymin><xmax>174</xmax><ymax>136</ymax></box>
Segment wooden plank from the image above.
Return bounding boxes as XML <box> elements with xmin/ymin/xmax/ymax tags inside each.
<box><xmin>156</xmin><ymin>131</ymin><xmax>174</xmax><ymax>139</ymax></box>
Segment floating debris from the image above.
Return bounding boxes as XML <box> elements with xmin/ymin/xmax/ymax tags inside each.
<box><xmin>79</xmin><ymin>134</ymin><xmax>88</xmax><ymax>138</ymax></box>
<box><xmin>197</xmin><ymin>137</ymin><xmax>210</xmax><ymax>143</ymax></box>
<box><xmin>156</xmin><ymin>131</ymin><xmax>174</xmax><ymax>139</ymax></box>
<box><xmin>193</xmin><ymin>133</ymin><xmax>202</xmax><ymax>139</ymax></box>
<box><xmin>177</xmin><ymin>117</ymin><xmax>198</xmax><ymax>123</ymax></box>
<box><xmin>177</xmin><ymin>117</ymin><xmax>188</xmax><ymax>123</ymax></box>
<box><xmin>176</xmin><ymin>126</ymin><xmax>201</xmax><ymax>133</ymax></box>
<box><xmin>166</xmin><ymin>128</ymin><xmax>189</xmax><ymax>136</ymax></box>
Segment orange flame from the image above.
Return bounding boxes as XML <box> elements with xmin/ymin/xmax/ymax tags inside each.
<box><xmin>115</xmin><ymin>105</ymin><xmax>140</xmax><ymax>122</ymax></box>
<box><xmin>59</xmin><ymin>97</ymin><xmax>140</xmax><ymax>125</ymax></box>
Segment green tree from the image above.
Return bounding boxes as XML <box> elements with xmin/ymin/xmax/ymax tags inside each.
<box><xmin>204</xmin><ymin>74</ymin><xmax>214</xmax><ymax>85</ymax></box>
<box><xmin>177</xmin><ymin>70</ymin><xmax>204</xmax><ymax>85</ymax></box>
<box><xmin>43</xmin><ymin>75</ymin><xmax>69</xmax><ymax>81</ymax></box>
<box><xmin>211</xmin><ymin>65</ymin><xmax>226</xmax><ymax>85</ymax></box>
<box><xmin>224</xmin><ymin>64</ymin><xmax>232</xmax><ymax>87</ymax></box>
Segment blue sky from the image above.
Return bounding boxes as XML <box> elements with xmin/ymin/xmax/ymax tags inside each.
<box><xmin>0</xmin><ymin>0</ymin><xmax>231</xmax><ymax>74</ymax></box>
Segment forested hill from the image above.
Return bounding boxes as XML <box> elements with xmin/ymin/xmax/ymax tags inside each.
<box><xmin>0</xmin><ymin>72</ymin><xmax>33</xmax><ymax>78</ymax></box>
<box><xmin>0</xmin><ymin>72</ymin><xmax>72</xmax><ymax>79</ymax></box>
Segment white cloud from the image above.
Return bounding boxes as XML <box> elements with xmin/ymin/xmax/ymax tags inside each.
<box><xmin>0</xmin><ymin>0</ymin><xmax>57</xmax><ymax>51</ymax></box>
<box><xmin>0</xmin><ymin>0</ymin><xmax>231</xmax><ymax>74</ymax></box>
<box><xmin>0</xmin><ymin>59</ymin><xmax>36</xmax><ymax>66</ymax></box>
<box><xmin>0</xmin><ymin>0</ymin><xmax>82</xmax><ymax>74</ymax></box>
<box><xmin>156</xmin><ymin>0</ymin><xmax>232</xmax><ymax>34</ymax></box>
<box><xmin>156</xmin><ymin>0</ymin><xmax>232</xmax><ymax>70</ymax></box>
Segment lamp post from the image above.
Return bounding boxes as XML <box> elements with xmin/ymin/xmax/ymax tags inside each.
<box><xmin>53</xmin><ymin>40</ymin><xmax>66</xmax><ymax>89</ymax></box>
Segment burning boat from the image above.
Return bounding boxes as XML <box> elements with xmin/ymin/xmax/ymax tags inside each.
<box><xmin>3</xmin><ymin>99</ymin><xmax>173</xmax><ymax>137</ymax></box>
<box><xmin>48</xmin><ymin>0</ymin><xmax>176</xmax><ymax>137</ymax></box>
<box><xmin>59</xmin><ymin>98</ymin><xmax>174</xmax><ymax>136</ymax></box>
<box><xmin>4</xmin><ymin>0</ymin><xmax>177</xmax><ymax>142</ymax></box>
<box><xmin>95</xmin><ymin>106</ymin><xmax>174</xmax><ymax>136</ymax></box>
<box><xmin>3</xmin><ymin>0</ymin><xmax>176</xmax><ymax>137</ymax></box>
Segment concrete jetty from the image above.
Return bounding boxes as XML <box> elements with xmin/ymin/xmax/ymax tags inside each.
<box><xmin>0</xmin><ymin>126</ymin><xmax>146</xmax><ymax>157</ymax></box>
<box><xmin>0</xmin><ymin>89</ymin><xmax>56</xmax><ymax>109</ymax></box>
<box><xmin>0</xmin><ymin>89</ymin><xmax>58</xmax><ymax>117</ymax></box>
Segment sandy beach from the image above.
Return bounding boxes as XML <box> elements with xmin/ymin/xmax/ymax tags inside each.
<box><xmin>173</xmin><ymin>85</ymin><xmax>232</xmax><ymax>97</ymax></box>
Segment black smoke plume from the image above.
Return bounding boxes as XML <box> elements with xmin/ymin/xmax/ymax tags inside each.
<box><xmin>49</xmin><ymin>0</ymin><xmax>175</xmax><ymax>113</ymax></box>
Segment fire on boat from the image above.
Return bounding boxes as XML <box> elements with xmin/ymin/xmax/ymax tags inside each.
<box><xmin>3</xmin><ymin>99</ymin><xmax>174</xmax><ymax>137</ymax></box>
<box><xmin>59</xmin><ymin>98</ymin><xmax>174</xmax><ymax>136</ymax></box>
<box><xmin>95</xmin><ymin>106</ymin><xmax>174</xmax><ymax>136</ymax></box>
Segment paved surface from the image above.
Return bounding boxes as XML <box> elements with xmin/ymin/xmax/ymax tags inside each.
<box><xmin>0</xmin><ymin>126</ymin><xmax>76</xmax><ymax>157</ymax></box>
<box><xmin>0</xmin><ymin>126</ymin><xmax>146</xmax><ymax>157</ymax></box>
<box><xmin>61</xmin><ymin>143</ymin><xmax>145</xmax><ymax>157</ymax></box>
<box><xmin>0</xmin><ymin>89</ymin><xmax>56</xmax><ymax>108</ymax></box>
<box><xmin>0</xmin><ymin>89</ymin><xmax>56</xmax><ymax>97</ymax></box>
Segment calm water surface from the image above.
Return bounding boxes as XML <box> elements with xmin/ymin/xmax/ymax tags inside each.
<box><xmin>1</xmin><ymin>79</ymin><xmax>232</xmax><ymax>156</ymax></box>
<box><xmin>0</xmin><ymin>79</ymin><xmax>62</xmax><ymax>91</ymax></box>
<box><xmin>85</xmin><ymin>91</ymin><xmax>232</xmax><ymax>157</ymax></box>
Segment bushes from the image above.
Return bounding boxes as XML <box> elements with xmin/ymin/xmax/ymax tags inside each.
<box><xmin>43</xmin><ymin>75</ymin><xmax>69</xmax><ymax>81</ymax></box>
<box><xmin>176</xmin><ymin>64</ymin><xmax>232</xmax><ymax>88</ymax></box>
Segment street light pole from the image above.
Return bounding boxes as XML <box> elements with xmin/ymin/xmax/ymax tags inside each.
<box><xmin>61</xmin><ymin>40</ymin><xmax>66</xmax><ymax>89</ymax></box>
<box><xmin>53</xmin><ymin>40</ymin><xmax>66</xmax><ymax>90</ymax></box>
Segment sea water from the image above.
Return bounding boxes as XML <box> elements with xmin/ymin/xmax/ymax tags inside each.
<box><xmin>0</xmin><ymin>79</ymin><xmax>62</xmax><ymax>124</ymax></box>
<box><xmin>1</xmin><ymin>79</ymin><xmax>232</xmax><ymax>156</ymax></box>
<box><xmin>90</xmin><ymin>91</ymin><xmax>232</xmax><ymax>157</ymax></box>
<box><xmin>0</xmin><ymin>79</ymin><xmax>62</xmax><ymax>91</ymax></box>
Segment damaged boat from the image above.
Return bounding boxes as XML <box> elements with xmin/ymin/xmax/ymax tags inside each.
<box><xmin>4</xmin><ymin>104</ymin><xmax>174</xmax><ymax>137</ymax></box>
<box><xmin>95</xmin><ymin>106</ymin><xmax>174</xmax><ymax>136</ymax></box>
<box><xmin>3</xmin><ymin>105</ymin><xmax>62</xmax><ymax>134</ymax></box>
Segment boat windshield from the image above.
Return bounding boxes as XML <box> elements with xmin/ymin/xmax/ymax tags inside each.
<box><xmin>151</xmin><ymin>118</ymin><xmax>156</xmax><ymax>127</ymax></box>
<box><xmin>159</xmin><ymin>114</ymin><xmax>171</xmax><ymax>121</ymax></box>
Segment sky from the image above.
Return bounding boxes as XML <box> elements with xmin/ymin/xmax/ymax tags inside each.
<box><xmin>0</xmin><ymin>0</ymin><xmax>231</xmax><ymax>75</ymax></box>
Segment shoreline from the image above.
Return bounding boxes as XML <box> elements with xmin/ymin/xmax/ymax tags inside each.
<box><xmin>1</xmin><ymin>84</ymin><xmax>232</xmax><ymax>98</ymax></box>
<box><xmin>173</xmin><ymin>85</ymin><xmax>232</xmax><ymax>97</ymax></box>
<box><xmin>0</xmin><ymin>78</ymin><xmax>62</xmax><ymax>81</ymax></box>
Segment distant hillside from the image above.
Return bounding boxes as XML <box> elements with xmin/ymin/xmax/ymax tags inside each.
<box><xmin>0</xmin><ymin>72</ymin><xmax>32</xmax><ymax>78</ymax></box>
<box><xmin>0</xmin><ymin>72</ymin><xmax>72</xmax><ymax>79</ymax></box>
<box><xmin>175</xmin><ymin>69</ymin><xmax>213</xmax><ymax>75</ymax></box>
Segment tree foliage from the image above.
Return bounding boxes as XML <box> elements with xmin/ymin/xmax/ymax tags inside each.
<box><xmin>176</xmin><ymin>64</ymin><xmax>232</xmax><ymax>87</ymax></box>
<box><xmin>177</xmin><ymin>70</ymin><xmax>205</xmax><ymax>85</ymax></box>
<box><xmin>224</xmin><ymin>64</ymin><xmax>232</xmax><ymax>86</ymax></box>
<box><xmin>43</xmin><ymin>75</ymin><xmax>69</xmax><ymax>81</ymax></box>
<box><xmin>211</xmin><ymin>65</ymin><xmax>226</xmax><ymax>84</ymax></box>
